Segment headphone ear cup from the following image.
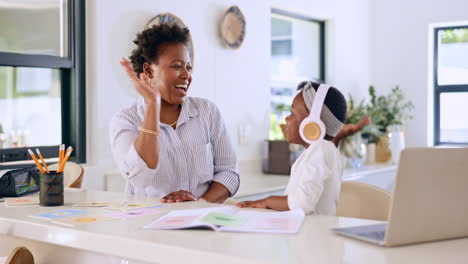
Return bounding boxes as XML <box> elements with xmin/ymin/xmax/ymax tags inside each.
<box><xmin>316</xmin><ymin>119</ymin><xmax>326</xmax><ymax>140</ymax></box>
<box><xmin>299</xmin><ymin>118</ymin><xmax>326</xmax><ymax>143</ymax></box>
<box><xmin>299</xmin><ymin>83</ymin><xmax>331</xmax><ymax>144</ymax></box>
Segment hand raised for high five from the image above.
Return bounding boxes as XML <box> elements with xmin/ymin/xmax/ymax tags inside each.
<box><xmin>120</xmin><ymin>58</ymin><xmax>161</xmax><ymax>104</ymax></box>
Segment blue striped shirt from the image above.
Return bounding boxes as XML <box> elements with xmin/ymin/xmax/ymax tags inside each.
<box><xmin>109</xmin><ymin>97</ymin><xmax>240</xmax><ymax>198</ymax></box>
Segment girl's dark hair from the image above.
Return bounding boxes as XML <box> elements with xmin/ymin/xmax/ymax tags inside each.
<box><xmin>297</xmin><ymin>81</ymin><xmax>347</xmax><ymax>123</ymax></box>
<box><xmin>129</xmin><ymin>23</ymin><xmax>190</xmax><ymax>75</ymax></box>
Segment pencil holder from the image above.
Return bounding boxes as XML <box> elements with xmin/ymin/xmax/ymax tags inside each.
<box><xmin>39</xmin><ymin>171</ymin><xmax>64</xmax><ymax>206</ymax></box>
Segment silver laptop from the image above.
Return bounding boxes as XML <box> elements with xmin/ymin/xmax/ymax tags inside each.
<box><xmin>332</xmin><ymin>147</ymin><xmax>468</xmax><ymax>246</ymax></box>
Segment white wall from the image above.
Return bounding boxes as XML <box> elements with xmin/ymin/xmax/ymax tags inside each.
<box><xmin>370</xmin><ymin>0</ymin><xmax>468</xmax><ymax>147</ymax></box>
<box><xmin>84</xmin><ymin>0</ymin><xmax>372</xmax><ymax>190</ymax></box>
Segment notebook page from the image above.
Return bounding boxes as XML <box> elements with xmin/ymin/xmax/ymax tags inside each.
<box><xmin>219</xmin><ymin>208</ymin><xmax>305</xmax><ymax>234</ymax></box>
<box><xmin>144</xmin><ymin>206</ymin><xmax>235</xmax><ymax>230</ymax></box>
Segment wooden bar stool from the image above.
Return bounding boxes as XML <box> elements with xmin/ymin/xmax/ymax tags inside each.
<box><xmin>48</xmin><ymin>161</ymin><xmax>84</xmax><ymax>188</ymax></box>
<box><xmin>336</xmin><ymin>181</ymin><xmax>391</xmax><ymax>221</ymax></box>
<box><xmin>4</xmin><ymin>247</ymin><xmax>34</xmax><ymax>264</ymax></box>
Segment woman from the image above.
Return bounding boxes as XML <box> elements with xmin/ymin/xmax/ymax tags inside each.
<box><xmin>110</xmin><ymin>24</ymin><xmax>239</xmax><ymax>203</ymax></box>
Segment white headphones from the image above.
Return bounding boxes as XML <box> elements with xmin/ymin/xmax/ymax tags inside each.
<box><xmin>299</xmin><ymin>83</ymin><xmax>331</xmax><ymax>144</ymax></box>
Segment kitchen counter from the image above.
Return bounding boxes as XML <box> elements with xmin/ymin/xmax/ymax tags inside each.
<box><xmin>234</xmin><ymin>163</ymin><xmax>397</xmax><ymax>200</ymax></box>
<box><xmin>1</xmin><ymin>189</ymin><xmax>466</xmax><ymax>264</ymax></box>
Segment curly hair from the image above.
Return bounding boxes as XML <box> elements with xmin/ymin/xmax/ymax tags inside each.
<box><xmin>129</xmin><ymin>23</ymin><xmax>190</xmax><ymax>75</ymax></box>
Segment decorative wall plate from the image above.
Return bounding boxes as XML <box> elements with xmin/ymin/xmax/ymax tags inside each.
<box><xmin>147</xmin><ymin>13</ymin><xmax>195</xmax><ymax>68</ymax></box>
<box><xmin>220</xmin><ymin>6</ymin><xmax>246</xmax><ymax>49</ymax></box>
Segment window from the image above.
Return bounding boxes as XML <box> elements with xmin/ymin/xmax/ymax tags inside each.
<box><xmin>0</xmin><ymin>0</ymin><xmax>85</xmax><ymax>168</ymax></box>
<box><xmin>434</xmin><ymin>26</ymin><xmax>468</xmax><ymax>145</ymax></box>
<box><xmin>269</xmin><ymin>9</ymin><xmax>325</xmax><ymax>140</ymax></box>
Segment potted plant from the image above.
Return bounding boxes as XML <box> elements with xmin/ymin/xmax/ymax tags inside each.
<box><xmin>339</xmin><ymin>94</ymin><xmax>369</xmax><ymax>167</ymax></box>
<box><xmin>365</xmin><ymin>85</ymin><xmax>414</xmax><ymax>163</ymax></box>
<box><xmin>265</xmin><ymin>103</ymin><xmax>296</xmax><ymax>175</ymax></box>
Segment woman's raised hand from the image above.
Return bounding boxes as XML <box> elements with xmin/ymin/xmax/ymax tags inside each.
<box><xmin>120</xmin><ymin>58</ymin><xmax>160</xmax><ymax>104</ymax></box>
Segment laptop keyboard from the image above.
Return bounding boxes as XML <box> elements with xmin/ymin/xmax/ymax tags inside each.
<box><xmin>357</xmin><ymin>230</ymin><xmax>386</xmax><ymax>241</ymax></box>
<box><xmin>332</xmin><ymin>223</ymin><xmax>387</xmax><ymax>243</ymax></box>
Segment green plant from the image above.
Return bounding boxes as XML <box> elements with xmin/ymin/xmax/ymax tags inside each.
<box><xmin>366</xmin><ymin>85</ymin><xmax>414</xmax><ymax>139</ymax></box>
<box><xmin>441</xmin><ymin>28</ymin><xmax>468</xmax><ymax>44</ymax></box>
<box><xmin>269</xmin><ymin>112</ymin><xmax>284</xmax><ymax>140</ymax></box>
<box><xmin>345</xmin><ymin>94</ymin><xmax>366</xmax><ymax>124</ymax></box>
<box><xmin>273</xmin><ymin>103</ymin><xmax>291</xmax><ymax>116</ymax></box>
<box><xmin>268</xmin><ymin>103</ymin><xmax>291</xmax><ymax>140</ymax></box>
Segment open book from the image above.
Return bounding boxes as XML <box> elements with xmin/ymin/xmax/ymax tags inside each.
<box><xmin>144</xmin><ymin>206</ymin><xmax>305</xmax><ymax>234</ymax></box>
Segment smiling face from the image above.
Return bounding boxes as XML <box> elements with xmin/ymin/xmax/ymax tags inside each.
<box><xmin>285</xmin><ymin>92</ymin><xmax>310</xmax><ymax>146</ymax></box>
<box><xmin>143</xmin><ymin>42</ymin><xmax>192</xmax><ymax>105</ymax></box>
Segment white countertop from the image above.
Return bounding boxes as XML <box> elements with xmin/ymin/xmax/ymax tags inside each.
<box><xmin>235</xmin><ymin>163</ymin><xmax>397</xmax><ymax>199</ymax></box>
<box><xmin>235</xmin><ymin>173</ymin><xmax>290</xmax><ymax>198</ymax></box>
<box><xmin>1</xmin><ymin>190</ymin><xmax>466</xmax><ymax>264</ymax></box>
<box><xmin>342</xmin><ymin>163</ymin><xmax>397</xmax><ymax>181</ymax></box>
<box><xmin>104</xmin><ymin>161</ymin><xmax>397</xmax><ymax>197</ymax></box>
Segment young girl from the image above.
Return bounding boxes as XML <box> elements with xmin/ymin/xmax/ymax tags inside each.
<box><xmin>237</xmin><ymin>81</ymin><xmax>347</xmax><ymax>215</ymax></box>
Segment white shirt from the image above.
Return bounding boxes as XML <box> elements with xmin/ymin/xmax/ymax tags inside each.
<box><xmin>285</xmin><ymin>140</ymin><xmax>343</xmax><ymax>215</ymax></box>
<box><xmin>109</xmin><ymin>96</ymin><xmax>239</xmax><ymax>198</ymax></box>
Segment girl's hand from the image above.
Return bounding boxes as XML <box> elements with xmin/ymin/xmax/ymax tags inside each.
<box><xmin>120</xmin><ymin>58</ymin><xmax>160</xmax><ymax>104</ymax></box>
<box><xmin>236</xmin><ymin>196</ymin><xmax>289</xmax><ymax>211</ymax></box>
<box><xmin>236</xmin><ymin>199</ymin><xmax>269</xmax><ymax>209</ymax></box>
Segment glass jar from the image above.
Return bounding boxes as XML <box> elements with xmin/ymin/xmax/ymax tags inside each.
<box><xmin>340</xmin><ymin>132</ymin><xmax>367</xmax><ymax>168</ymax></box>
<box><xmin>388</xmin><ymin>125</ymin><xmax>405</xmax><ymax>164</ymax></box>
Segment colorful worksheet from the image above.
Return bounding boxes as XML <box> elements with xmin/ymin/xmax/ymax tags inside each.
<box><xmin>52</xmin><ymin>215</ymin><xmax>119</xmax><ymax>227</ymax></box>
<box><xmin>107</xmin><ymin>206</ymin><xmax>166</xmax><ymax>219</ymax></box>
<box><xmin>5</xmin><ymin>197</ymin><xmax>39</xmax><ymax>207</ymax></box>
<box><xmin>144</xmin><ymin>207</ymin><xmax>305</xmax><ymax>234</ymax></box>
<box><xmin>73</xmin><ymin>201</ymin><xmax>118</xmax><ymax>207</ymax></box>
<box><xmin>30</xmin><ymin>209</ymin><xmax>87</xmax><ymax>220</ymax></box>
<box><xmin>104</xmin><ymin>202</ymin><xmax>157</xmax><ymax>211</ymax></box>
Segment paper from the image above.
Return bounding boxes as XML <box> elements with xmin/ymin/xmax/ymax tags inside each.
<box><xmin>254</xmin><ymin>217</ymin><xmax>297</xmax><ymax>230</ymax></box>
<box><xmin>30</xmin><ymin>209</ymin><xmax>87</xmax><ymax>220</ymax></box>
<box><xmin>107</xmin><ymin>206</ymin><xmax>166</xmax><ymax>219</ymax></box>
<box><xmin>52</xmin><ymin>215</ymin><xmax>119</xmax><ymax>227</ymax></box>
<box><xmin>220</xmin><ymin>210</ymin><xmax>305</xmax><ymax>234</ymax></box>
<box><xmin>144</xmin><ymin>207</ymin><xmax>231</xmax><ymax>230</ymax></box>
<box><xmin>5</xmin><ymin>197</ymin><xmax>39</xmax><ymax>207</ymax></box>
<box><xmin>149</xmin><ymin>215</ymin><xmax>200</xmax><ymax>228</ymax></box>
<box><xmin>73</xmin><ymin>201</ymin><xmax>117</xmax><ymax>207</ymax></box>
<box><xmin>104</xmin><ymin>202</ymin><xmax>156</xmax><ymax>211</ymax></box>
<box><xmin>200</xmin><ymin>212</ymin><xmax>245</xmax><ymax>227</ymax></box>
<box><xmin>144</xmin><ymin>207</ymin><xmax>305</xmax><ymax>234</ymax></box>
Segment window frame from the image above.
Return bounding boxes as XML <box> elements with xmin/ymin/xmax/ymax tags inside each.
<box><xmin>269</xmin><ymin>9</ymin><xmax>326</xmax><ymax>141</ymax></box>
<box><xmin>271</xmin><ymin>8</ymin><xmax>326</xmax><ymax>82</ymax></box>
<box><xmin>0</xmin><ymin>0</ymin><xmax>86</xmax><ymax>169</ymax></box>
<box><xmin>433</xmin><ymin>25</ymin><xmax>468</xmax><ymax>146</ymax></box>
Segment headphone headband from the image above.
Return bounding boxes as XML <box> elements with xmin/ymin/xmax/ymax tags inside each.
<box><xmin>309</xmin><ymin>83</ymin><xmax>330</xmax><ymax>122</ymax></box>
<box><xmin>299</xmin><ymin>82</ymin><xmax>331</xmax><ymax>143</ymax></box>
